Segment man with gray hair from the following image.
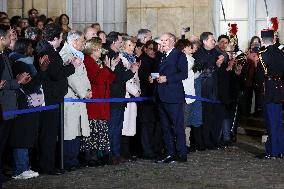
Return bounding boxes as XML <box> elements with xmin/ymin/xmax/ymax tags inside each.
<box><xmin>59</xmin><ymin>30</ymin><xmax>92</xmax><ymax>171</ymax></box>
<box><xmin>151</xmin><ymin>32</ymin><xmax>188</xmax><ymax>163</ymax></box>
<box><xmin>137</xmin><ymin>29</ymin><xmax>152</xmax><ymax>45</ymax></box>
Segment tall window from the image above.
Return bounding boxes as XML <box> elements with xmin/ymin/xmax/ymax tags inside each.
<box><xmin>0</xmin><ymin>0</ymin><xmax>7</xmax><ymax>12</ymax></box>
<box><xmin>214</xmin><ymin>0</ymin><xmax>283</xmax><ymax>50</ymax></box>
<box><xmin>67</xmin><ymin>0</ymin><xmax>127</xmax><ymax>33</ymax></box>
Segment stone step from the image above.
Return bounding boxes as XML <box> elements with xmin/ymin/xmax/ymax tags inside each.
<box><xmin>237</xmin><ymin>125</ymin><xmax>265</xmax><ymax>137</ymax></box>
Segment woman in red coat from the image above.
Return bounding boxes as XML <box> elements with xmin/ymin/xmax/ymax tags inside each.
<box><xmin>81</xmin><ymin>37</ymin><xmax>116</xmax><ymax>165</ymax></box>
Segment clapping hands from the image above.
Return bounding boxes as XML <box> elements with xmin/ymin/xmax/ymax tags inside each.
<box><xmin>0</xmin><ymin>80</ymin><xmax>6</xmax><ymax>89</ymax></box>
<box><xmin>130</xmin><ymin>60</ymin><xmax>141</xmax><ymax>73</ymax></box>
<box><xmin>39</xmin><ymin>55</ymin><xmax>50</xmax><ymax>71</ymax></box>
<box><xmin>85</xmin><ymin>90</ymin><xmax>92</xmax><ymax>99</ymax></box>
<box><xmin>216</xmin><ymin>55</ymin><xmax>225</xmax><ymax>67</ymax></box>
<box><xmin>71</xmin><ymin>57</ymin><xmax>83</xmax><ymax>68</ymax></box>
<box><xmin>16</xmin><ymin>72</ymin><xmax>31</xmax><ymax>85</ymax></box>
<box><xmin>104</xmin><ymin>55</ymin><xmax>120</xmax><ymax>71</ymax></box>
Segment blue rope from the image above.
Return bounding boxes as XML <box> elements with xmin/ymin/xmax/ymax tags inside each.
<box><xmin>185</xmin><ymin>95</ymin><xmax>220</xmax><ymax>104</ymax></box>
<box><xmin>3</xmin><ymin>95</ymin><xmax>220</xmax><ymax>118</ymax></box>
<box><xmin>64</xmin><ymin>97</ymin><xmax>152</xmax><ymax>103</ymax></box>
<box><xmin>3</xmin><ymin>104</ymin><xmax>59</xmax><ymax>118</ymax></box>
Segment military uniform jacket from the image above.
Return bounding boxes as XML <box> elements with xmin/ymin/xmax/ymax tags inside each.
<box><xmin>256</xmin><ymin>45</ymin><xmax>284</xmax><ymax>103</ymax></box>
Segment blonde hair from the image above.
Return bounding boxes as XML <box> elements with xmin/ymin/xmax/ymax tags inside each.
<box><xmin>122</xmin><ymin>35</ymin><xmax>136</xmax><ymax>50</ymax></box>
<box><xmin>83</xmin><ymin>37</ymin><xmax>102</xmax><ymax>55</ymax></box>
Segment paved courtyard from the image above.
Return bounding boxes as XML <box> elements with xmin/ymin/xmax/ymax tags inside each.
<box><xmin>3</xmin><ymin>141</ymin><xmax>284</xmax><ymax>189</ymax></box>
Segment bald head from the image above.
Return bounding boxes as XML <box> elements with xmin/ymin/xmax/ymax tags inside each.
<box><xmin>84</xmin><ymin>26</ymin><xmax>97</xmax><ymax>40</ymax></box>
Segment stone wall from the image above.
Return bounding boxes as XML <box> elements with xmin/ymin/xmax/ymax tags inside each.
<box><xmin>127</xmin><ymin>0</ymin><xmax>214</xmax><ymax>38</ymax></box>
<box><xmin>7</xmin><ymin>0</ymin><xmax>214</xmax><ymax>39</ymax></box>
<box><xmin>7</xmin><ymin>0</ymin><xmax>66</xmax><ymax>21</ymax></box>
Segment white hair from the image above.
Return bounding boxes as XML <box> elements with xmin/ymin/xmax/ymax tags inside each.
<box><xmin>67</xmin><ymin>30</ymin><xmax>83</xmax><ymax>43</ymax></box>
<box><xmin>137</xmin><ymin>29</ymin><xmax>151</xmax><ymax>42</ymax></box>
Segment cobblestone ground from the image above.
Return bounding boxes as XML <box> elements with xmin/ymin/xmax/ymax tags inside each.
<box><xmin>3</xmin><ymin>143</ymin><xmax>284</xmax><ymax>189</ymax></box>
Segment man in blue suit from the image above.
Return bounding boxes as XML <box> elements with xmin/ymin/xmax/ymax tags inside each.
<box><xmin>152</xmin><ymin>32</ymin><xmax>188</xmax><ymax>163</ymax></box>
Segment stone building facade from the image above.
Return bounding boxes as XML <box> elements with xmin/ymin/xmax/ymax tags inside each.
<box><xmin>127</xmin><ymin>0</ymin><xmax>213</xmax><ymax>38</ymax></box>
<box><xmin>4</xmin><ymin>0</ymin><xmax>213</xmax><ymax>39</ymax></box>
<box><xmin>6</xmin><ymin>0</ymin><xmax>66</xmax><ymax>21</ymax></box>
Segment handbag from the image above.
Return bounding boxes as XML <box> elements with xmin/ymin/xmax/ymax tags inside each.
<box><xmin>20</xmin><ymin>88</ymin><xmax>44</xmax><ymax>107</ymax></box>
<box><xmin>126</xmin><ymin>78</ymin><xmax>140</xmax><ymax>97</ymax></box>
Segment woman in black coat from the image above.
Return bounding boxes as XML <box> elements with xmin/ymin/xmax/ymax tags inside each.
<box><xmin>9</xmin><ymin>38</ymin><xmax>46</xmax><ymax>179</ymax></box>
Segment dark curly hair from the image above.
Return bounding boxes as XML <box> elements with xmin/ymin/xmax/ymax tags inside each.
<box><xmin>174</xmin><ymin>39</ymin><xmax>191</xmax><ymax>51</ymax></box>
<box><xmin>42</xmin><ymin>23</ymin><xmax>61</xmax><ymax>41</ymax></box>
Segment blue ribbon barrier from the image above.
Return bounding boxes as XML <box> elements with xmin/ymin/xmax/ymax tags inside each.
<box><xmin>64</xmin><ymin>97</ymin><xmax>153</xmax><ymax>103</ymax></box>
<box><xmin>2</xmin><ymin>95</ymin><xmax>220</xmax><ymax>118</ymax></box>
<box><xmin>3</xmin><ymin>104</ymin><xmax>59</xmax><ymax>118</ymax></box>
<box><xmin>185</xmin><ymin>95</ymin><xmax>220</xmax><ymax>104</ymax></box>
<box><xmin>64</xmin><ymin>96</ymin><xmax>220</xmax><ymax>104</ymax></box>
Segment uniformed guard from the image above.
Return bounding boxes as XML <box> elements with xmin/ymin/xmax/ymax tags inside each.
<box><xmin>256</xmin><ymin>29</ymin><xmax>284</xmax><ymax>159</ymax></box>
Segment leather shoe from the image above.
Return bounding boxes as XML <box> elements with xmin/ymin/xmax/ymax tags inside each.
<box><xmin>143</xmin><ymin>154</ymin><xmax>156</xmax><ymax>160</ymax></box>
<box><xmin>65</xmin><ymin>166</ymin><xmax>76</xmax><ymax>172</ymax></box>
<box><xmin>278</xmin><ymin>154</ymin><xmax>284</xmax><ymax>159</ymax></box>
<box><xmin>155</xmin><ymin>155</ymin><xmax>175</xmax><ymax>163</ymax></box>
<box><xmin>45</xmin><ymin>168</ymin><xmax>64</xmax><ymax>175</ymax></box>
<box><xmin>256</xmin><ymin>153</ymin><xmax>277</xmax><ymax>160</ymax></box>
<box><xmin>87</xmin><ymin>160</ymin><xmax>103</xmax><ymax>167</ymax></box>
<box><xmin>111</xmin><ymin>156</ymin><xmax>120</xmax><ymax>165</ymax></box>
<box><xmin>176</xmin><ymin>156</ymin><xmax>187</xmax><ymax>163</ymax></box>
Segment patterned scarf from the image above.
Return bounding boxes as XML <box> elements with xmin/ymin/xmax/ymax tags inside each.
<box><xmin>121</xmin><ymin>51</ymin><xmax>135</xmax><ymax>64</ymax></box>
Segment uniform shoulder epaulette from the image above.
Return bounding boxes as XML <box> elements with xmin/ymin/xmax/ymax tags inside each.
<box><xmin>278</xmin><ymin>44</ymin><xmax>284</xmax><ymax>51</ymax></box>
<box><xmin>259</xmin><ymin>46</ymin><xmax>267</xmax><ymax>54</ymax></box>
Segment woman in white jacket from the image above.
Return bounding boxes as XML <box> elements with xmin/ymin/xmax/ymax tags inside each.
<box><xmin>120</xmin><ymin>36</ymin><xmax>141</xmax><ymax>159</ymax></box>
<box><xmin>59</xmin><ymin>31</ymin><xmax>92</xmax><ymax>170</ymax></box>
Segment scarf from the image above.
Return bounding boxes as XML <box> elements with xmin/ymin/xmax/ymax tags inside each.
<box><xmin>68</xmin><ymin>43</ymin><xmax>85</xmax><ymax>62</ymax></box>
<box><xmin>121</xmin><ymin>51</ymin><xmax>135</xmax><ymax>64</ymax></box>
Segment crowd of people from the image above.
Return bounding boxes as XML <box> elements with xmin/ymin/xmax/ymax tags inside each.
<box><xmin>0</xmin><ymin>8</ymin><xmax>284</xmax><ymax>184</ymax></box>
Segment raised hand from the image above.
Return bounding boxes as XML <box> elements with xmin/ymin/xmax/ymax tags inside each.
<box><xmin>0</xmin><ymin>80</ymin><xmax>6</xmax><ymax>89</ymax></box>
<box><xmin>148</xmin><ymin>76</ymin><xmax>154</xmax><ymax>84</ymax></box>
<box><xmin>216</xmin><ymin>55</ymin><xmax>224</xmax><ymax>67</ymax></box>
<box><xmin>157</xmin><ymin>75</ymin><xmax>167</xmax><ymax>83</ymax></box>
<box><xmin>39</xmin><ymin>55</ymin><xmax>50</xmax><ymax>72</ymax></box>
<box><xmin>130</xmin><ymin>61</ymin><xmax>140</xmax><ymax>73</ymax></box>
<box><xmin>71</xmin><ymin>57</ymin><xmax>83</xmax><ymax>68</ymax></box>
<box><xmin>226</xmin><ymin>58</ymin><xmax>237</xmax><ymax>71</ymax></box>
<box><xmin>16</xmin><ymin>72</ymin><xmax>31</xmax><ymax>85</ymax></box>
<box><xmin>104</xmin><ymin>55</ymin><xmax>111</xmax><ymax>68</ymax></box>
<box><xmin>85</xmin><ymin>90</ymin><xmax>92</xmax><ymax>99</ymax></box>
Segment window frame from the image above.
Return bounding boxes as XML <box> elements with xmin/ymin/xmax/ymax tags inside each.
<box><xmin>65</xmin><ymin>0</ymin><xmax>126</xmax><ymax>32</ymax></box>
<box><xmin>214</xmin><ymin>0</ymin><xmax>284</xmax><ymax>47</ymax></box>
<box><xmin>0</xmin><ymin>0</ymin><xmax>7</xmax><ymax>12</ymax></box>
